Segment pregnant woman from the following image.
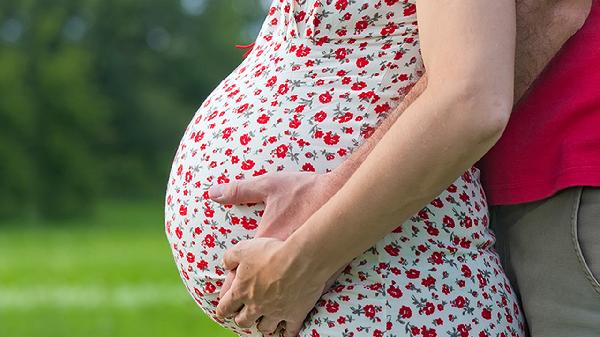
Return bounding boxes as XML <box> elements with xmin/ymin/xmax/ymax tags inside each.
<box><xmin>165</xmin><ymin>0</ymin><xmax>525</xmax><ymax>336</ymax></box>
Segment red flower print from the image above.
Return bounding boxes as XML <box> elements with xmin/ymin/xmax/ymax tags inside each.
<box><xmin>196</xmin><ymin>260</ymin><xmax>208</xmax><ymax>270</ymax></box>
<box><xmin>443</xmin><ymin>215</ymin><xmax>455</xmax><ymax>228</ymax></box>
<box><xmin>186</xmin><ymin>252</ymin><xmax>195</xmax><ymax>263</ymax></box>
<box><xmin>356</xmin><ymin>57</ymin><xmax>369</xmax><ymax>68</ymax></box>
<box><xmin>314</xmin><ymin>110</ymin><xmax>327</xmax><ymax>122</ymax></box>
<box><xmin>364</xmin><ymin>304</ymin><xmax>377</xmax><ymax>318</ymax></box>
<box><xmin>482</xmin><ymin>308</ymin><xmax>492</xmax><ymax>320</ymax></box>
<box><xmin>453</xmin><ymin>296</ymin><xmax>466</xmax><ymax>308</ymax></box>
<box><xmin>326</xmin><ymin>300</ymin><xmax>340</xmax><ymax>313</ymax></box>
<box><xmin>374</xmin><ymin>103</ymin><xmax>391</xmax><ymax>114</ymax></box>
<box><xmin>288</xmin><ymin>116</ymin><xmax>301</xmax><ymax>129</ymax></box>
<box><xmin>295</xmin><ymin>44</ymin><xmax>311</xmax><ymax>57</ymax></box>
<box><xmin>302</xmin><ymin>162</ymin><xmax>315</xmax><ymax>172</ymax></box>
<box><xmin>222</xmin><ymin>127</ymin><xmax>233</xmax><ymax>139</ymax></box>
<box><xmin>406</xmin><ymin>269</ymin><xmax>420</xmax><ymax>279</ymax></box>
<box><xmin>241</xmin><ymin>216</ymin><xmax>258</xmax><ymax>230</ymax></box>
<box><xmin>275</xmin><ymin>144</ymin><xmax>288</xmax><ymax>158</ymax></box>
<box><xmin>241</xmin><ymin>159</ymin><xmax>255</xmax><ymax>170</ymax></box>
<box><xmin>257</xmin><ymin>113</ymin><xmax>270</xmax><ymax>124</ymax></box>
<box><xmin>266</xmin><ymin>76</ymin><xmax>277</xmax><ymax>87</ymax></box>
<box><xmin>319</xmin><ymin>92</ymin><xmax>332</xmax><ymax>103</ymax></box>
<box><xmin>355</xmin><ymin>20</ymin><xmax>368</xmax><ymax>31</ymax></box>
<box><xmin>429</xmin><ymin>252</ymin><xmax>443</xmax><ymax>265</ymax></box>
<box><xmin>461</xmin><ymin>265</ymin><xmax>472</xmax><ymax>278</ymax></box>
<box><xmin>421</xmin><ymin>302</ymin><xmax>435</xmax><ymax>315</ymax></box>
<box><xmin>399</xmin><ymin>305</ymin><xmax>412</xmax><ymax>319</ymax></box>
<box><xmin>384</xmin><ymin>244</ymin><xmax>399</xmax><ymax>256</ymax></box>
<box><xmin>457</xmin><ymin>324</ymin><xmax>469</xmax><ymax>337</ymax></box>
<box><xmin>403</xmin><ymin>4</ymin><xmax>416</xmax><ymax>16</ymax></box>
<box><xmin>205</xmin><ymin>282</ymin><xmax>216</xmax><ymax>294</ymax></box>
<box><xmin>335</xmin><ymin>0</ymin><xmax>348</xmax><ymax>10</ymax></box>
<box><xmin>387</xmin><ymin>285</ymin><xmax>403</xmax><ymax>298</ymax></box>
<box><xmin>431</xmin><ymin>198</ymin><xmax>443</xmax><ymax>208</ymax></box>
<box><xmin>278</xmin><ymin>83</ymin><xmax>289</xmax><ymax>95</ymax></box>
<box><xmin>421</xmin><ymin>275</ymin><xmax>436</xmax><ymax>287</ymax></box>
<box><xmin>240</xmin><ymin>133</ymin><xmax>251</xmax><ymax>145</ymax></box>
<box><xmin>421</xmin><ymin>325</ymin><xmax>437</xmax><ymax>337</ymax></box>
<box><xmin>323</xmin><ymin>131</ymin><xmax>340</xmax><ymax>145</ymax></box>
<box><xmin>335</xmin><ymin>48</ymin><xmax>347</xmax><ymax>60</ymax></box>
<box><xmin>179</xmin><ymin>205</ymin><xmax>188</xmax><ymax>216</ymax></box>
<box><xmin>203</xmin><ymin>234</ymin><xmax>215</xmax><ymax>248</ymax></box>
<box><xmin>477</xmin><ymin>273</ymin><xmax>488</xmax><ymax>288</ymax></box>
<box><xmin>237</xmin><ymin>103</ymin><xmax>249</xmax><ymax>114</ymax></box>
<box><xmin>351</xmin><ymin>81</ymin><xmax>367</xmax><ymax>90</ymax></box>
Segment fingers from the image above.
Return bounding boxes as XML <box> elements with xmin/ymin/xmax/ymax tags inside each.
<box><xmin>208</xmin><ymin>175</ymin><xmax>272</xmax><ymax>204</ymax></box>
<box><xmin>257</xmin><ymin>316</ymin><xmax>282</xmax><ymax>335</ymax></box>
<box><xmin>234</xmin><ymin>306</ymin><xmax>262</xmax><ymax>329</ymax></box>
<box><xmin>222</xmin><ymin>239</ymin><xmax>248</xmax><ymax>270</ymax></box>
<box><xmin>219</xmin><ymin>270</ymin><xmax>236</xmax><ymax>299</ymax></box>
<box><xmin>215</xmin><ymin>283</ymin><xmax>244</xmax><ymax>319</ymax></box>
<box><xmin>283</xmin><ymin>320</ymin><xmax>304</xmax><ymax>337</ymax></box>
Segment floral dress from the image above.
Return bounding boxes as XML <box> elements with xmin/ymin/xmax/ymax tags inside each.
<box><xmin>164</xmin><ymin>0</ymin><xmax>526</xmax><ymax>336</ymax></box>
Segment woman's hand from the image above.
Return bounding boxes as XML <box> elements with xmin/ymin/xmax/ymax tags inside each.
<box><xmin>215</xmin><ymin>237</ymin><xmax>333</xmax><ymax>337</ymax></box>
<box><xmin>208</xmin><ymin>170</ymin><xmax>346</xmax><ymax>315</ymax></box>
<box><xmin>208</xmin><ymin>171</ymin><xmax>343</xmax><ymax>240</ymax></box>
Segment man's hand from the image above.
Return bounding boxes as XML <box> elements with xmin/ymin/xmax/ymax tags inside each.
<box><xmin>214</xmin><ymin>237</ymin><xmax>331</xmax><ymax>337</ymax></box>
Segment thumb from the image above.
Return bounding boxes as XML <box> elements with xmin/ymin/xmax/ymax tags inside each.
<box><xmin>208</xmin><ymin>176</ymin><xmax>270</xmax><ymax>204</ymax></box>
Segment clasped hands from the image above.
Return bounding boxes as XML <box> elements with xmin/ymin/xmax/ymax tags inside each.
<box><xmin>207</xmin><ymin>171</ymin><xmax>346</xmax><ymax>337</ymax></box>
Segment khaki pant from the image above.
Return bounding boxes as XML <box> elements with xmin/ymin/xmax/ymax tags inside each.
<box><xmin>491</xmin><ymin>186</ymin><xmax>600</xmax><ymax>337</ymax></box>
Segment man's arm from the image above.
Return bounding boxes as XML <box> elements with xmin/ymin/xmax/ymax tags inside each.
<box><xmin>329</xmin><ymin>0</ymin><xmax>592</xmax><ymax>191</ymax></box>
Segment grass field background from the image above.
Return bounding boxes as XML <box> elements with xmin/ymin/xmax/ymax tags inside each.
<box><xmin>0</xmin><ymin>200</ymin><xmax>236</xmax><ymax>337</ymax></box>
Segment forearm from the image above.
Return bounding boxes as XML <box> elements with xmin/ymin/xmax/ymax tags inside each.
<box><xmin>286</xmin><ymin>87</ymin><xmax>508</xmax><ymax>277</ymax></box>
<box><xmin>327</xmin><ymin>75</ymin><xmax>428</xmax><ymax>189</ymax></box>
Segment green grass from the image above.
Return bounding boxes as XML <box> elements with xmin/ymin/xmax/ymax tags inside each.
<box><xmin>0</xmin><ymin>200</ymin><xmax>236</xmax><ymax>337</ymax></box>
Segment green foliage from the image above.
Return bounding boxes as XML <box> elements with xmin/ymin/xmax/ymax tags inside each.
<box><xmin>0</xmin><ymin>0</ymin><xmax>267</xmax><ymax>219</ymax></box>
<box><xmin>0</xmin><ymin>200</ymin><xmax>236</xmax><ymax>337</ymax></box>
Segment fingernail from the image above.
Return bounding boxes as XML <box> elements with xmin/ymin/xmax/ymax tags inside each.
<box><xmin>209</xmin><ymin>184</ymin><xmax>225</xmax><ymax>200</ymax></box>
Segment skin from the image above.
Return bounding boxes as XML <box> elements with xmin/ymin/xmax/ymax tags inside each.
<box><xmin>208</xmin><ymin>0</ymin><xmax>592</xmax><ymax>335</ymax></box>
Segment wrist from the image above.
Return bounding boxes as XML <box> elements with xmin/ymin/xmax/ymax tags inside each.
<box><xmin>281</xmin><ymin>226</ymin><xmax>342</xmax><ymax>284</ymax></box>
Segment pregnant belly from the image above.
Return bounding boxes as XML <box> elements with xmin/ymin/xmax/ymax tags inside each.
<box><xmin>163</xmin><ymin>39</ymin><xmax>422</xmax><ymax>323</ymax></box>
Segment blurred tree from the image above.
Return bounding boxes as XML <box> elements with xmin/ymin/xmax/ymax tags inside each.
<box><xmin>0</xmin><ymin>0</ymin><xmax>268</xmax><ymax>220</ymax></box>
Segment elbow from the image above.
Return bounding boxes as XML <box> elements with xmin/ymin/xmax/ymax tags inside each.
<box><xmin>470</xmin><ymin>95</ymin><xmax>512</xmax><ymax>144</ymax></box>
<box><xmin>435</xmin><ymin>81</ymin><xmax>513</xmax><ymax>144</ymax></box>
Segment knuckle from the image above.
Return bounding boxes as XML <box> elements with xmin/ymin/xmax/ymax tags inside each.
<box><xmin>227</xmin><ymin>183</ymin><xmax>239</xmax><ymax>201</ymax></box>
<box><xmin>231</xmin><ymin>288</ymin><xmax>247</xmax><ymax>301</ymax></box>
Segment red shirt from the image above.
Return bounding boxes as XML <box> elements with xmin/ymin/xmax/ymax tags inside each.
<box><xmin>478</xmin><ymin>1</ymin><xmax>600</xmax><ymax>205</ymax></box>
